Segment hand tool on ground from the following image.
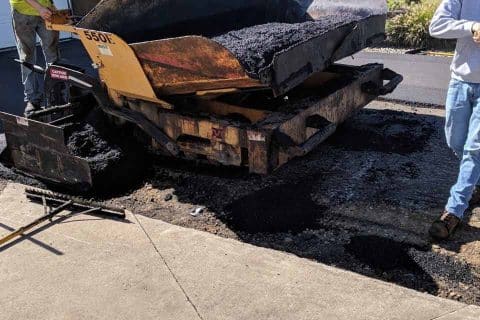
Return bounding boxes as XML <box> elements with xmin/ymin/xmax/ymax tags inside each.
<box><xmin>0</xmin><ymin>188</ymin><xmax>127</xmax><ymax>247</ymax></box>
<box><xmin>0</xmin><ymin>200</ymin><xmax>73</xmax><ymax>246</ymax></box>
<box><xmin>25</xmin><ymin>188</ymin><xmax>126</xmax><ymax>219</ymax></box>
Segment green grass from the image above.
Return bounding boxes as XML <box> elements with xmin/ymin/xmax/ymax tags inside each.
<box><xmin>386</xmin><ymin>0</ymin><xmax>454</xmax><ymax>49</ymax></box>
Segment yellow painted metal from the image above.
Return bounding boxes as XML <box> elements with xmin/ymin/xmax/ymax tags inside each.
<box><xmin>196</xmin><ymin>100</ymin><xmax>270</xmax><ymax>123</ymax></box>
<box><xmin>46</xmin><ymin>15</ymin><xmax>169</xmax><ymax>107</ymax></box>
<box><xmin>75</xmin><ymin>29</ymin><xmax>161</xmax><ymax>103</ymax></box>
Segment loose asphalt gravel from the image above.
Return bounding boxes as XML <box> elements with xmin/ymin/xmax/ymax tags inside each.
<box><xmin>213</xmin><ymin>12</ymin><xmax>364</xmax><ymax>77</ymax></box>
<box><xmin>65</xmin><ymin>108</ymin><xmax>149</xmax><ymax>194</ymax></box>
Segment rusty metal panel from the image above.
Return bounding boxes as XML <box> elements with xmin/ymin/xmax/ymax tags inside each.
<box><xmin>1</xmin><ymin>113</ymin><xmax>69</xmax><ymax>154</ymax></box>
<box><xmin>265</xmin><ymin>15</ymin><xmax>387</xmax><ymax>96</ymax></box>
<box><xmin>131</xmin><ymin>37</ymin><xmax>262</xmax><ymax>95</ymax></box>
<box><xmin>0</xmin><ymin>112</ymin><xmax>92</xmax><ymax>189</ymax></box>
<box><xmin>247</xmin><ymin>130</ymin><xmax>272</xmax><ymax>175</ymax></box>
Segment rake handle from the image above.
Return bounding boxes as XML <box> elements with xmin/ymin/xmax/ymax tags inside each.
<box><xmin>0</xmin><ymin>201</ymin><xmax>73</xmax><ymax>246</ymax></box>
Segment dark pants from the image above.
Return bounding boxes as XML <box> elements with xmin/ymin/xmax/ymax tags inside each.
<box><xmin>12</xmin><ymin>9</ymin><xmax>59</xmax><ymax>104</ymax></box>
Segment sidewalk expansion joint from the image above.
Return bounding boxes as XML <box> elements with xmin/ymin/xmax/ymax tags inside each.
<box><xmin>132</xmin><ymin>213</ymin><xmax>205</xmax><ymax>320</ymax></box>
<box><xmin>429</xmin><ymin>305</ymin><xmax>469</xmax><ymax>320</ymax></box>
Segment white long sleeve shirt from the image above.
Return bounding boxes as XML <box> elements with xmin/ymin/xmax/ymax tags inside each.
<box><xmin>430</xmin><ymin>0</ymin><xmax>480</xmax><ymax>83</ymax></box>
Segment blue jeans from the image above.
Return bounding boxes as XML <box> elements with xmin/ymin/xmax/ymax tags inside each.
<box><xmin>445</xmin><ymin>79</ymin><xmax>480</xmax><ymax>218</ymax></box>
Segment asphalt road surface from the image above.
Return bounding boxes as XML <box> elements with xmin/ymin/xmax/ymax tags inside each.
<box><xmin>341</xmin><ymin>51</ymin><xmax>452</xmax><ymax>106</ymax></box>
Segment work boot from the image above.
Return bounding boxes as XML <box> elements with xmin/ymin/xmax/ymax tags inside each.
<box><xmin>470</xmin><ymin>186</ymin><xmax>480</xmax><ymax>207</ymax></box>
<box><xmin>429</xmin><ymin>212</ymin><xmax>461</xmax><ymax>240</ymax></box>
<box><xmin>24</xmin><ymin>102</ymin><xmax>40</xmax><ymax>118</ymax></box>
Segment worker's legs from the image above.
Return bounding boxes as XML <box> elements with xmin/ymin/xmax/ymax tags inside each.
<box><xmin>36</xmin><ymin>18</ymin><xmax>59</xmax><ymax>65</ymax></box>
<box><xmin>36</xmin><ymin>21</ymin><xmax>60</xmax><ymax>104</ymax></box>
<box><xmin>446</xmin><ymin>83</ymin><xmax>480</xmax><ymax>219</ymax></box>
<box><xmin>445</xmin><ymin>79</ymin><xmax>473</xmax><ymax>158</ymax></box>
<box><xmin>12</xmin><ymin>10</ymin><xmax>40</xmax><ymax>104</ymax></box>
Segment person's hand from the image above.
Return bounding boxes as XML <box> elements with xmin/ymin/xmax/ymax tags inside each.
<box><xmin>38</xmin><ymin>6</ymin><xmax>53</xmax><ymax>21</ymax></box>
<box><xmin>473</xmin><ymin>23</ymin><xmax>480</xmax><ymax>44</ymax></box>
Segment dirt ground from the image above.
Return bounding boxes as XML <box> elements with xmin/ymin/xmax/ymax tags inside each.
<box><xmin>1</xmin><ymin>100</ymin><xmax>479</xmax><ymax>305</ymax></box>
<box><xmin>105</xmin><ymin>100</ymin><xmax>480</xmax><ymax>305</ymax></box>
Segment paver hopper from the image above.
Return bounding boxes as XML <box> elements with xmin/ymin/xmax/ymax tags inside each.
<box><xmin>51</xmin><ymin>0</ymin><xmax>388</xmax><ymax>98</ymax></box>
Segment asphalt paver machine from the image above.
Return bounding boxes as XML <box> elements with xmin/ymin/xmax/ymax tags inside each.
<box><xmin>0</xmin><ymin>0</ymin><xmax>402</xmax><ymax>191</ymax></box>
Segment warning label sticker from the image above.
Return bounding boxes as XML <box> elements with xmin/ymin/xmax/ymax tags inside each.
<box><xmin>50</xmin><ymin>69</ymin><xmax>68</xmax><ymax>80</ymax></box>
<box><xmin>98</xmin><ymin>44</ymin><xmax>113</xmax><ymax>56</ymax></box>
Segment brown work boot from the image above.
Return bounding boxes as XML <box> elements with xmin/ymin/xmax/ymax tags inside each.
<box><xmin>470</xmin><ymin>186</ymin><xmax>480</xmax><ymax>207</ymax></box>
<box><xmin>429</xmin><ymin>212</ymin><xmax>461</xmax><ymax>240</ymax></box>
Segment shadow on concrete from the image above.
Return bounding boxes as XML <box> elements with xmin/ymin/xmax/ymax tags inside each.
<box><xmin>0</xmin><ymin>220</ymin><xmax>64</xmax><ymax>255</ymax></box>
<box><xmin>0</xmin><ymin>207</ymin><xmax>132</xmax><ymax>254</ymax></box>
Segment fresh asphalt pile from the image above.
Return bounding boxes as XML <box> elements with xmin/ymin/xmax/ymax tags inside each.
<box><xmin>65</xmin><ymin>108</ymin><xmax>148</xmax><ymax>194</ymax></box>
<box><xmin>213</xmin><ymin>12</ymin><xmax>361</xmax><ymax>77</ymax></box>
<box><xmin>66</xmin><ymin>119</ymin><xmax>123</xmax><ymax>177</ymax></box>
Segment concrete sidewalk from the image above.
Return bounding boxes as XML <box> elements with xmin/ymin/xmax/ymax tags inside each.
<box><xmin>0</xmin><ymin>183</ymin><xmax>479</xmax><ymax>320</ymax></box>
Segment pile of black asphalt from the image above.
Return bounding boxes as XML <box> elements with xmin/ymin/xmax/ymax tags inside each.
<box><xmin>66</xmin><ymin>108</ymin><xmax>148</xmax><ymax>195</ymax></box>
<box><xmin>212</xmin><ymin>12</ymin><xmax>364</xmax><ymax>77</ymax></box>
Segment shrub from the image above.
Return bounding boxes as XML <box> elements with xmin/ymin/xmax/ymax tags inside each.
<box><xmin>387</xmin><ymin>0</ymin><xmax>419</xmax><ymax>11</ymax></box>
<box><xmin>387</xmin><ymin>0</ymin><xmax>454</xmax><ymax>49</ymax></box>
